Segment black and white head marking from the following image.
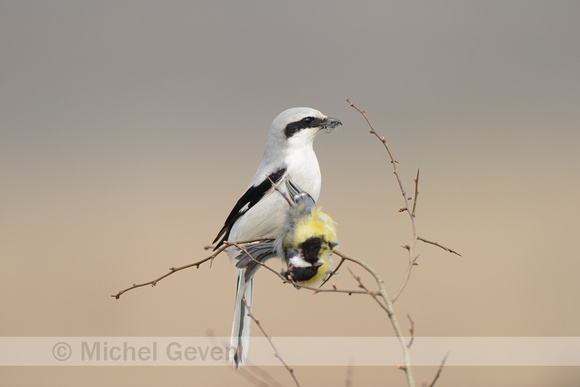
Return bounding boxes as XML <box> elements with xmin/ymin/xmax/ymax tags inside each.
<box><xmin>284</xmin><ymin>116</ymin><xmax>342</xmax><ymax>138</ymax></box>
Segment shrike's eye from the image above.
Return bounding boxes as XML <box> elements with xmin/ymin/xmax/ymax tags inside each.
<box><xmin>301</xmin><ymin>117</ymin><xmax>313</xmax><ymax>126</ymax></box>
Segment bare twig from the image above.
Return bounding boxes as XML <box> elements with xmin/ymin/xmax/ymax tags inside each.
<box><xmin>417</xmin><ymin>237</ymin><xmax>462</xmax><ymax>257</ymax></box>
<box><xmin>391</xmin><ymin>257</ymin><xmax>418</xmax><ymax>304</ymax></box>
<box><xmin>333</xmin><ymin>250</ymin><xmax>415</xmax><ymax>387</ymax></box>
<box><xmin>346</xmin><ymin>100</ymin><xmax>418</xmax><ymax>387</ymax></box>
<box><xmin>411</xmin><ymin>169</ymin><xmax>420</xmax><ymax>218</ymax></box>
<box><xmin>428</xmin><ymin>352</ymin><xmax>450</xmax><ymax>387</ymax></box>
<box><xmin>319</xmin><ymin>254</ymin><xmax>345</xmax><ymax>288</ymax></box>
<box><xmin>346</xmin><ymin>99</ymin><xmax>411</xmax><ymax>217</ymax></box>
<box><xmin>346</xmin><ymin>99</ymin><xmax>462</xmax><ymax>387</ymax></box>
<box><xmin>407</xmin><ymin>314</ymin><xmax>415</xmax><ymax>349</ymax></box>
<box><xmin>346</xmin><ymin>99</ymin><xmax>461</xmax><ymax>303</ymax></box>
<box><xmin>346</xmin><ymin>99</ymin><xmax>419</xmax><ymax>292</ymax></box>
<box><xmin>346</xmin><ymin>267</ymin><xmax>389</xmax><ymax>314</ymax></box>
<box><xmin>111</xmin><ymin>238</ymin><xmax>273</xmax><ymax>299</ymax></box>
<box><xmin>242</xmin><ymin>298</ymin><xmax>301</xmax><ymax>387</ymax></box>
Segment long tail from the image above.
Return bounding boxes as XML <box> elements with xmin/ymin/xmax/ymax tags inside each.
<box><xmin>230</xmin><ymin>268</ymin><xmax>253</xmax><ymax>368</ymax></box>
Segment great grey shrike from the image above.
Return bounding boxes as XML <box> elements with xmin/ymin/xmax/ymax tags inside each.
<box><xmin>213</xmin><ymin>107</ymin><xmax>341</xmax><ymax>368</ymax></box>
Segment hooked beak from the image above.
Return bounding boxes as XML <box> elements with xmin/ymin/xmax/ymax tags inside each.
<box><xmin>321</xmin><ymin>116</ymin><xmax>342</xmax><ymax>131</ymax></box>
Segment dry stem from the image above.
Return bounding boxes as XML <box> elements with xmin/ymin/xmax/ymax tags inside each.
<box><xmin>346</xmin><ymin>98</ymin><xmax>461</xmax><ymax>386</ymax></box>
<box><xmin>333</xmin><ymin>250</ymin><xmax>415</xmax><ymax>387</ymax></box>
<box><xmin>242</xmin><ymin>298</ymin><xmax>301</xmax><ymax>387</ymax></box>
<box><xmin>111</xmin><ymin>238</ymin><xmax>273</xmax><ymax>299</ymax></box>
<box><xmin>428</xmin><ymin>352</ymin><xmax>450</xmax><ymax>387</ymax></box>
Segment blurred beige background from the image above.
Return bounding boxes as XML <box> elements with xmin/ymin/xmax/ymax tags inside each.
<box><xmin>2</xmin><ymin>1</ymin><xmax>579</xmax><ymax>386</ymax></box>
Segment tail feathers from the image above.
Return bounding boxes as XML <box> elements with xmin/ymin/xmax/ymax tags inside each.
<box><xmin>236</xmin><ymin>242</ymin><xmax>277</xmax><ymax>282</ymax></box>
<box><xmin>230</xmin><ymin>269</ymin><xmax>253</xmax><ymax>368</ymax></box>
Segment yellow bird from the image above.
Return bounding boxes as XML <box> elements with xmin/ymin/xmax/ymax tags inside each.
<box><xmin>238</xmin><ymin>179</ymin><xmax>338</xmax><ymax>287</ymax></box>
<box><xmin>276</xmin><ymin>179</ymin><xmax>337</xmax><ymax>286</ymax></box>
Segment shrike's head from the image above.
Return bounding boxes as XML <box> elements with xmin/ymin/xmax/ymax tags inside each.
<box><xmin>266</xmin><ymin>107</ymin><xmax>342</xmax><ymax>150</ymax></box>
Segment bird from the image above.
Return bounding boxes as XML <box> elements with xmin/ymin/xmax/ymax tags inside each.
<box><xmin>212</xmin><ymin>107</ymin><xmax>341</xmax><ymax>368</ymax></box>
<box><xmin>277</xmin><ymin>179</ymin><xmax>338</xmax><ymax>286</ymax></box>
<box><xmin>238</xmin><ymin>178</ymin><xmax>338</xmax><ymax>288</ymax></box>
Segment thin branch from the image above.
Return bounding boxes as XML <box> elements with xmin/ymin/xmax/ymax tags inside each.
<box><xmin>429</xmin><ymin>352</ymin><xmax>450</xmax><ymax>387</ymax></box>
<box><xmin>319</xmin><ymin>254</ymin><xmax>345</xmax><ymax>288</ymax></box>
<box><xmin>346</xmin><ymin>99</ymin><xmax>460</xmax><ymax>387</ymax></box>
<box><xmin>391</xmin><ymin>257</ymin><xmax>418</xmax><ymax>303</ymax></box>
<box><xmin>346</xmin><ymin>267</ymin><xmax>389</xmax><ymax>314</ymax></box>
<box><xmin>346</xmin><ymin>99</ymin><xmax>420</xmax><ymax>294</ymax></box>
<box><xmin>242</xmin><ymin>298</ymin><xmax>301</xmax><ymax>387</ymax></box>
<box><xmin>411</xmin><ymin>169</ymin><xmax>420</xmax><ymax>218</ymax></box>
<box><xmin>346</xmin><ymin>99</ymin><xmax>411</xmax><ymax>213</ymax></box>
<box><xmin>347</xmin><ymin>99</ymin><xmax>461</xmax><ymax>304</ymax></box>
<box><xmin>333</xmin><ymin>250</ymin><xmax>415</xmax><ymax>387</ymax></box>
<box><xmin>417</xmin><ymin>237</ymin><xmax>462</xmax><ymax>257</ymax></box>
<box><xmin>406</xmin><ymin>314</ymin><xmax>415</xmax><ymax>349</ymax></box>
<box><xmin>111</xmin><ymin>238</ymin><xmax>273</xmax><ymax>299</ymax></box>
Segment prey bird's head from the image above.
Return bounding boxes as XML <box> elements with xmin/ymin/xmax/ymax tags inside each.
<box><xmin>266</xmin><ymin>107</ymin><xmax>341</xmax><ymax>150</ymax></box>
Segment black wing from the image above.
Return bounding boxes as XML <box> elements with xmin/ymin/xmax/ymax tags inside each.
<box><xmin>212</xmin><ymin>167</ymin><xmax>287</xmax><ymax>249</ymax></box>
